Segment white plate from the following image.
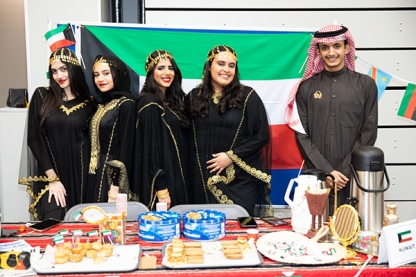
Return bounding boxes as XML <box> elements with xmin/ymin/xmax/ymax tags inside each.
<box><xmin>162</xmin><ymin>241</ymin><xmax>263</xmax><ymax>269</ymax></box>
<box><xmin>32</xmin><ymin>244</ymin><xmax>141</xmax><ymax>274</ymax></box>
<box><xmin>256</xmin><ymin>231</ymin><xmax>346</xmax><ymax>265</ymax></box>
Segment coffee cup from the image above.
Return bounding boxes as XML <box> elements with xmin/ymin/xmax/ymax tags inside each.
<box><xmin>246</xmin><ymin>228</ymin><xmax>259</xmax><ymax>242</ymax></box>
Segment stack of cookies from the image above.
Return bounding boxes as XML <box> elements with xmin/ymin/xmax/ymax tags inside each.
<box><xmin>165</xmin><ymin>239</ymin><xmax>205</xmax><ymax>265</ymax></box>
<box><xmin>221</xmin><ymin>237</ymin><xmax>252</xmax><ymax>259</ymax></box>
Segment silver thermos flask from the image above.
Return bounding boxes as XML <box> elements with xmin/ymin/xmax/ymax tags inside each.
<box><xmin>350</xmin><ymin>146</ymin><xmax>390</xmax><ymax>233</ymax></box>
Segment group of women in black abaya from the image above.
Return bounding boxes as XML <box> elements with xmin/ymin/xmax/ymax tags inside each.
<box><xmin>20</xmin><ymin>45</ymin><xmax>273</xmax><ymax>220</ymax></box>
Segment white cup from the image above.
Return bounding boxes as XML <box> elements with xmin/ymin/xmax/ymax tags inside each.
<box><xmin>246</xmin><ymin>228</ymin><xmax>259</xmax><ymax>242</ymax></box>
<box><xmin>116</xmin><ymin>193</ymin><xmax>127</xmax><ymax>215</ymax></box>
<box><xmin>156</xmin><ymin>202</ymin><xmax>167</xmax><ymax>211</ymax></box>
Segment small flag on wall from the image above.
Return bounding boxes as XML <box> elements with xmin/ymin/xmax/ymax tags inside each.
<box><xmin>44</xmin><ymin>23</ymin><xmax>76</xmax><ymax>52</ymax></box>
<box><xmin>367</xmin><ymin>66</ymin><xmax>393</xmax><ymax>100</ymax></box>
<box><xmin>397</xmin><ymin>83</ymin><xmax>416</xmax><ymax>121</ymax></box>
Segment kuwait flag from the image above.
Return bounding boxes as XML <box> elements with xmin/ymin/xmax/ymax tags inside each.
<box><xmin>80</xmin><ymin>25</ymin><xmax>312</xmax><ymax>205</ymax></box>
<box><xmin>398</xmin><ymin>230</ymin><xmax>412</xmax><ymax>243</ymax></box>
<box><xmin>44</xmin><ymin>23</ymin><xmax>76</xmax><ymax>52</ymax></box>
<box><xmin>397</xmin><ymin>83</ymin><xmax>416</xmax><ymax>121</ymax></box>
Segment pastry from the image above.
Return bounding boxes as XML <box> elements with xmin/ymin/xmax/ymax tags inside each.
<box><xmin>86</xmin><ymin>249</ymin><xmax>98</xmax><ymax>258</ymax></box>
<box><xmin>92</xmin><ymin>242</ymin><xmax>102</xmax><ymax>251</ymax></box>
<box><xmin>71</xmin><ymin>243</ymin><xmax>83</xmax><ymax>254</ymax></box>
<box><xmin>82</xmin><ymin>242</ymin><xmax>92</xmax><ymax>250</ymax></box>
<box><xmin>69</xmin><ymin>253</ymin><xmax>83</xmax><ymax>263</ymax></box>
<box><xmin>54</xmin><ymin>254</ymin><xmax>69</xmax><ymax>264</ymax></box>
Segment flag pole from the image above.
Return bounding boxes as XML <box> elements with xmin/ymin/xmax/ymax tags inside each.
<box><xmin>45</xmin><ymin>19</ymin><xmax>52</xmax><ymax>84</ymax></box>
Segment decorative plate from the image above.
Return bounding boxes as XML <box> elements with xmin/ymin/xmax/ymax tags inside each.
<box><xmin>81</xmin><ymin>205</ymin><xmax>107</xmax><ymax>224</ymax></box>
<box><xmin>256</xmin><ymin>231</ymin><xmax>346</xmax><ymax>265</ymax></box>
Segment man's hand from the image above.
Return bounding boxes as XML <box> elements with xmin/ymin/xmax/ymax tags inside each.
<box><xmin>327</xmin><ymin>170</ymin><xmax>349</xmax><ymax>190</ymax></box>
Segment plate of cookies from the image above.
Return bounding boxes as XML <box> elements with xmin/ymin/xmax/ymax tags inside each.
<box><xmin>31</xmin><ymin>241</ymin><xmax>141</xmax><ymax>274</ymax></box>
<box><xmin>161</xmin><ymin>237</ymin><xmax>263</xmax><ymax>269</ymax></box>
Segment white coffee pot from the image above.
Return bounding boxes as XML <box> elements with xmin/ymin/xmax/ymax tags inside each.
<box><xmin>284</xmin><ymin>175</ymin><xmax>320</xmax><ymax>234</ymax></box>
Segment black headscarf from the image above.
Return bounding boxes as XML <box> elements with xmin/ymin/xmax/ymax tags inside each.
<box><xmin>92</xmin><ymin>55</ymin><xmax>134</xmax><ymax>103</ymax></box>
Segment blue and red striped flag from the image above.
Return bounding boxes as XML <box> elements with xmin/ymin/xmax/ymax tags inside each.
<box><xmin>367</xmin><ymin>66</ymin><xmax>392</xmax><ymax>100</ymax></box>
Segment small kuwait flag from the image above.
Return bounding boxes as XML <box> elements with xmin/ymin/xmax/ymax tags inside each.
<box><xmin>397</xmin><ymin>83</ymin><xmax>416</xmax><ymax>121</ymax></box>
<box><xmin>367</xmin><ymin>66</ymin><xmax>393</xmax><ymax>100</ymax></box>
<box><xmin>54</xmin><ymin>238</ymin><xmax>65</xmax><ymax>245</ymax></box>
<box><xmin>101</xmin><ymin>230</ymin><xmax>111</xmax><ymax>237</ymax></box>
<box><xmin>72</xmin><ymin>229</ymin><xmax>83</xmax><ymax>236</ymax></box>
<box><xmin>44</xmin><ymin>23</ymin><xmax>76</xmax><ymax>52</ymax></box>
<box><xmin>58</xmin><ymin>229</ymin><xmax>69</xmax><ymax>236</ymax></box>
<box><xmin>398</xmin><ymin>230</ymin><xmax>412</xmax><ymax>243</ymax></box>
<box><xmin>52</xmin><ymin>234</ymin><xmax>64</xmax><ymax>241</ymax></box>
<box><xmin>73</xmin><ymin>211</ymin><xmax>82</xmax><ymax>221</ymax></box>
<box><xmin>87</xmin><ymin>230</ymin><xmax>98</xmax><ymax>237</ymax></box>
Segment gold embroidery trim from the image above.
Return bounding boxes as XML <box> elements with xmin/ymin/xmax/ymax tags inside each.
<box><xmin>89</xmin><ymin>100</ymin><xmax>119</xmax><ymax>174</ymax></box>
<box><xmin>105</xmin><ymin>160</ymin><xmax>129</xmax><ymax>195</ymax></box>
<box><xmin>18</xmin><ymin>176</ymin><xmax>60</xmax><ymax>185</ymax></box>
<box><xmin>18</xmin><ymin>177</ymin><xmax>56</xmax><ymax>221</ymax></box>
<box><xmin>90</xmin><ymin>97</ymin><xmax>135</xmax><ymax>201</ymax></box>
<box><xmin>149</xmin><ymin>169</ymin><xmax>164</xmax><ymax>210</ymax></box>
<box><xmin>226</xmin><ymin>150</ymin><xmax>271</xmax><ymax>186</ymax></box>
<box><xmin>60</xmin><ymin>100</ymin><xmax>88</xmax><ymax>115</ymax></box>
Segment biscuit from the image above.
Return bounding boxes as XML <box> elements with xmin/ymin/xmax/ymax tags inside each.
<box><xmin>184</xmin><ymin>242</ymin><xmax>202</xmax><ymax>248</ymax></box>
<box><xmin>237</xmin><ymin>236</ymin><xmax>247</xmax><ymax>244</ymax></box>
<box><xmin>184</xmin><ymin>248</ymin><xmax>203</xmax><ymax>256</ymax></box>
<box><xmin>186</xmin><ymin>257</ymin><xmax>204</xmax><ymax>264</ymax></box>
<box><xmin>225</xmin><ymin>253</ymin><xmax>243</xmax><ymax>259</ymax></box>
<box><xmin>221</xmin><ymin>240</ymin><xmax>238</xmax><ymax>245</ymax></box>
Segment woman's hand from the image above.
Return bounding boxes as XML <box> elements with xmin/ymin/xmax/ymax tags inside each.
<box><xmin>207</xmin><ymin>152</ymin><xmax>233</xmax><ymax>175</ymax></box>
<box><xmin>157</xmin><ymin>195</ymin><xmax>171</xmax><ymax>210</ymax></box>
<box><xmin>108</xmin><ymin>184</ymin><xmax>120</xmax><ymax>202</ymax></box>
<box><xmin>48</xmin><ymin>180</ymin><xmax>67</xmax><ymax>207</ymax></box>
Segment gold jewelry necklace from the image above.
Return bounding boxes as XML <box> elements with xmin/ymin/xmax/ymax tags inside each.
<box><xmin>212</xmin><ymin>92</ymin><xmax>222</xmax><ymax>104</ymax></box>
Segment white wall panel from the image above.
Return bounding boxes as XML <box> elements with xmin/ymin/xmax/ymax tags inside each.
<box><xmin>355</xmin><ymin>50</ymin><xmax>416</xmax><ymax>87</ymax></box>
<box><xmin>384</xmin><ymin>166</ymin><xmax>416</xmax><ymax>201</ymax></box>
<box><xmin>375</xmin><ymin>128</ymin><xmax>416</xmax><ymax>163</ymax></box>
<box><xmin>377</xmin><ymin>90</ymin><xmax>416</xmax><ymax>126</ymax></box>
<box><xmin>146</xmin><ymin>10</ymin><xmax>416</xmax><ymax>48</ymax></box>
<box><xmin>146</xmin><ymin>0</ymin><xmax>416</xmax><ymax>9</ymax></box>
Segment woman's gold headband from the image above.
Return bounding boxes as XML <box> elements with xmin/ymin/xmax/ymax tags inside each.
<box><xmin>145</xmin><ymin>50</ymin><xmax>174</xmax><ymax>73</ymax></box>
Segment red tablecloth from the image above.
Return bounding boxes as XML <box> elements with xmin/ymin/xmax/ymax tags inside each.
<box><xmin>1</xmin><ymin>220</ymin><xmax>415</xmax><ymax>277</ymax></box>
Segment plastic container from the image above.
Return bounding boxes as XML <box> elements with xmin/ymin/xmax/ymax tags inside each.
<box><xmin>138</xmin><ymin>211</ymin><xmax>180</xmax><ymax>242</ymax></box>
<box><xmin>183</xmin><ymin>210</ymin><xmax>226</xmax><ymax>241</ymax></box>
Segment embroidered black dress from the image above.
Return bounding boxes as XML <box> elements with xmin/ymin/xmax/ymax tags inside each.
<box><xmin>187</xmin><ymin>85</ymin><xmax>273</xmax><ymax>216</ymax></box>
<box><xmin>133</xmin><ymin>92</ymin><xmax>189</xmax><ymax>210</ymax></box>
<box><xmin>86</xmin><ymin>96</ymin><xmax>136</xmax><ymax>203</ymax></box>
<box><xmin>22</xmin><ymin>87</ymin><xmax>94</xmax><ymax>220</ymax></box>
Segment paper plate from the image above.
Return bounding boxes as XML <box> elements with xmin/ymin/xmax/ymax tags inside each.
<box><xmin>256</xmin><ymin>231</ymin><xmax>346</xmax><ymax>265</ymax></box>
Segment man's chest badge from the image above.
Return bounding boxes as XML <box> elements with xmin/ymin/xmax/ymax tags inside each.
<box><xmin>314</xmin><ymin>91</ymin><xmax>322</xmax><ymax>99</ymax></box>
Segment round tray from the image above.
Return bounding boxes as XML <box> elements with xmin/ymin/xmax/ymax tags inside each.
<box><xmin>256</xmin><ymin>231</ymin><xmax>346</xmax><ymax>265</ymax></box>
